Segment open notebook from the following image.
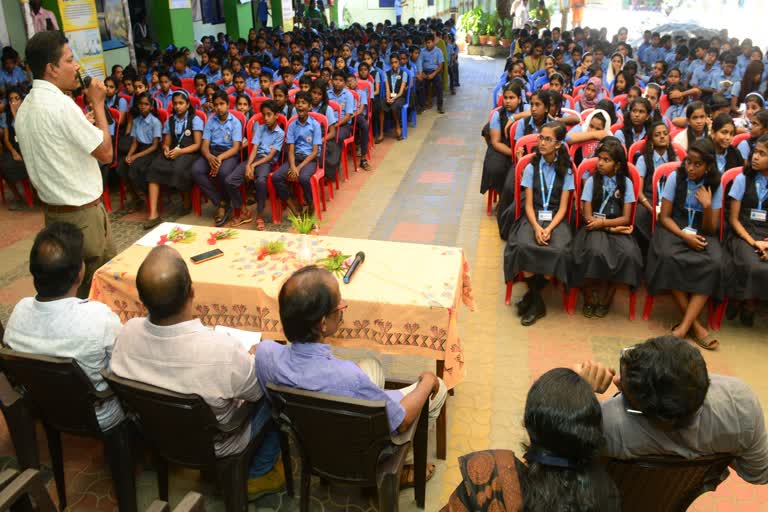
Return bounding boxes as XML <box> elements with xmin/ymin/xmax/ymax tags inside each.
<box><xmin>213</xmin><ymin>326</ymin><xmax>262</xmax><ymax>350</ymax></box>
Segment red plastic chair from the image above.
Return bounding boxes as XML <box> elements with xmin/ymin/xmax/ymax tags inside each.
<box><xmin>181</xmin><ymin>78</ymin><xmax>196</xmax><ymax>94</ymax></box>
<box><xmin>304</xmin><ymin>112</ymin><xmax>329</xmax><ymax>219</ymax></box>
<box><xmin>507</xmin><ymin>120</ymin><xmax>521</xmax><ymax>159</ymax></box>
<box><xmin>568</xmin><ymin>140</ymin><xmax>601</xmax><ymax>164</ymax></box>
<box><xmin>612</xmin><ymin>93</ymin><xmax>628</xmax><ymax>108</ymax></box>
<box><xmin>119</xmin><ymin>93</ymin><xmax>132</xmax><ymax>108</ymax></box>
<box><xmin>514</xmin><ymin>134</ymin><xmax>540</xmax><ymax>162</ymax></box>
<box><xmin>669</xmin><ymin>125</ymin><xmax>685</xmax><ymax>140</ymax></box>
<box><xmin>74</xmin><ymin>95</ymin><xmax>85</xmax><ymax>109</ymax></box>
<box><xmin>610</xmin><ymin>119</ymin><xmax>625</xmax><ymax>133</ymax></box>
<box><xmin>731</xmin><ymin>132</ymin><xmax>750</xmax><ymax>149</ymax></box>
<box><xmin>561</xmin><ymin>107</ymin><xmax>580</xmax><ymax>119</ymax></box>
<box><xmin>341</xmin><ymin>90</ymin><xmax>360</xmax><ymax>180</ymax></box>
<box><xmin>156</xmin><ymin>109</ymin><xmax>169</xmax><ymax>125</ymax></box>
<box><xmin>195</xmin><ymin>110</ymin><xmax>207</xmax><ymax>123</ymax></box>
<box><xmin>251</xmin><ymin>96</ymin><xmax>267</xmax><ymax>114</ymax></box>
<box><xmin>579</xmin><ymin>107</ymin><xmax>595</xmax><ymax>121</ymax></box>
<box><xmin>566</xmin><ymin>159</ymin><xmax>641</xmax><ymax>319</ymax></box>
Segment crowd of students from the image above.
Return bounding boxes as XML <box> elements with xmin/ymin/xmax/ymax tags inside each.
<box><xmin>484</xmin><ymin>24</ymin><xmax>768</xmax><ymax>348</ymax></box>
<box><xmin>0</xmin><ymin>19</ymin><xmax>460</xmax><ymax>230</ymax></box>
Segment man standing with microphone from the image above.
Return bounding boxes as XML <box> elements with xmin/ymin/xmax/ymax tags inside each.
<box><xmin>16</xmin><ymin>31</ymin><xmax>115</xmax><ymax>298</ymax></box>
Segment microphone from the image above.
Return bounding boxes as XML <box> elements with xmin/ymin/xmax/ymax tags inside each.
<box><xmin>343</xmin><ymin>251</ymin><xmax>365</xmax><ymax>284</ymax></box>
<box><xmin>79</xmin><ymin>74</ymin><xmax>113</xmax><ymax>125</ymax></box>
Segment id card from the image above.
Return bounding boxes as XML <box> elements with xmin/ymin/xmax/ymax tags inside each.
<box><xmin>391</xmin><ymin>92</ymin><xmax>397</xmax><ymax>98</ymax></box>
<box><xmin>655</xmin><ymin>204</ymin><xmax>661</xmax><ymax>215</ymax></box>
<box><xmin>538</xmin><ymin>210</ymin><xmax>553</xmax><ymax>222</ymax></box>
<box><xmin>750</xmin><ymin>209</ymin><xmax>767</xmax><ymax>222</ymax></box>
<box><xmin>592</xmin><ymin>213</ymin><xmax>606</xmax><ymax>220</ymax></box>
<box><xmin>682</xmin><ymin>226</ymin><xmax>698</xmax><ymax>235</ymax></box>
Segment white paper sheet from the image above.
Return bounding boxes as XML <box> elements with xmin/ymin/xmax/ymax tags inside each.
<box><xmin>214</xmin><ymin>326</ymin><xmax>262</xmax><ymax>350</ymax></box>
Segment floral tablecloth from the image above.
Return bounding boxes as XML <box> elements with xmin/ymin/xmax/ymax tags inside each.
<box><xmin>90</xmin><ymin>224</ymin><xmax>475</xmax><ymax>388</ymax></box>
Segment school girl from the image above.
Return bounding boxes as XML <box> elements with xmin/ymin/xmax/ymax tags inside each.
<box><xmin>503</xmin><ymin>122</ymin><xmax>575</xmax><ymax>326</ymax></box>
<box><xmin>723</xmin><ymin>134</ymin><xmax>768</xmax><ymax>326</ymax></box>
<box><xmin>190</xmin><ymin>90</ymin><xmax>243</xmax><ymax>227</ymax></box>
<box><xmin>381</xmin><ymin>53</ymin><xmax>409</xmax><ymax>141</ymax></box>
<box><xmin>481</xmin><ymin>82</ymin><xmax>527</xmax><ymax>196</ymax></box>
<box><xmin>672</xmin><ymin>101</ymin><xmax>709</xmax><ymax>151</ymax></box>
<box><xmin>514</xmin><ymin>90</ymin><xmax>551</xmax><ymax>154</ymax></box>
<box><xmin>709</xmin><ymin>114</ymin><xmax>743</xmax><ymax>174</ymax></box>
<box><xmin>645</xmin><ymin>138</ymin><xmax>723</xmax><ymax>350</ymax></box>
<box><xmin>611</xmin><ymin>70</ymin><xmax>634</xmax><ymax>98</ymax></box>
<box><xmin>272</xmin><ymin>84</ymin><xmax>296</xmax><ymax>119</ymax></box>
<box><xmin>104</xmin><ymin>77</ymin><xmax>128</xmax><ymax>113</ymax></box>
<box><xmin>570</xmin><ymin>139</ymin><xmax>642</xmax><ymax>317</ymax></box>
<box><xmin>615</xmin><ymin>97</ymin><xmax>652</xmax><ymax>146</ymax></box>
<box><xmin>737</xmin><ymin>109</ymin><xmax>768</xmax><ymax>161</ymax></box>
<box><xmin>0</xmin><ymin>88</ymin><xmax>28</xmax><ymax>210</ymax></box>
<box><xmin>567</xmin><ymin>105</ymin><xmax>613</xmax><ymax>167</ymax></box>
<box><xmin>309</xmin><ymin>79</ymin><xmax>341</xmax><ymax>183</ymax></box>
<box><xmin>116</xmin><ymin>92</ymin><xmax>161</xmax><ymax>212</ymax></box>
<box><xmin>144</xmin><ymin>90</ymin><xmax>203</xmax><ymax>229</ymax></box>
<box><xmin>574</xmin><ymin>77</ymin><xmax>602</xmax><ymax>113</ymax></box>
<box><xmin>735</xmin><ymin>92</ymin><xmax>765</xmax><ymax>132</ymax></box>
<box><xmin>235</xmin><ymin>93</ymin><xmax>255</xmax><ymax>122</ymax></box>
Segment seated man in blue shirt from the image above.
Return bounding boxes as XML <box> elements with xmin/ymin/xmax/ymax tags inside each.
<box><xmin>255</xmin><ymin>265</ymin><xmax>448</xmax><ymax>487</ymax></box>
<box><xmin>420</xmin><ymin>34</ymin><xmax>445</xmax><ymax>114</ymax></box>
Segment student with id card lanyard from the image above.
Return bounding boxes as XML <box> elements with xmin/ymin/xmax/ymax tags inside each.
<box><xmin>503</xmin><ymin>122</ymin><xmax>575</xmax><ymax>327</ymax></box>
<box><xmin>645</xmin><ymin>139</ymin><xmax>723</xmax><ymax>351</ymax></box>
<box><xmin>724</xmin><ymin>134</ymin><xmax>768</xmax><ymax>327</ymax></box>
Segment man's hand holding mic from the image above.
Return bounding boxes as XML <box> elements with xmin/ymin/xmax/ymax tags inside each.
<box><xmin>86</xmin><ymin>77</ymin><xmax>107</xmax><ymax>104</ymax></box>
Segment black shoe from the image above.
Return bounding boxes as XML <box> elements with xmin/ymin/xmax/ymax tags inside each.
<box><xmin>593</xmin><ymin>304</ymin><xmax>610</xmax><ymax>318</ymax></box>
<box><xmin>582</xmin><ymin>303</ymin><xmax>595</xmax><ymax>318</ymax></box>
<box><xmin>515</xmin><ymin>291</ymin><xmax>533</xmax><ymax>317</ymax></box>
<box><xmin>142</xmin><ymin>217</ymin><xmax>163</xmax><ymax>230</ymax></box>
<box><xmin>215</xmin><ymin>206</ymin><xmax>233</xmax><ymax>227</ymax></box>
<box><xmin>725</xmin><ymin>300</ymin><xmax>740</xmax><ymax>320</ymax></box>
<box><xmin>740</xmin><ymin>307</ymin><xmax>755</xmax><ymax>327</ymax></box>
<box><xmin>521</xmin><ymin>298</ymin><xmax>546</xmax><ymax>326</ymax></box>
<box><xmin>438</xmin><ymin>107</ymin><xmax>445</xmax><ymax>114</ymax></box>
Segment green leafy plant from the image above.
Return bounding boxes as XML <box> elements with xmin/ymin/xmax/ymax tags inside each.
<box><xmin>316</xmin><ymin>249</ymin><xmax>351</xmax><ymax>278</ymax></box>
<box><xmin>478</xmin><ymin>11</ymin><xmax>490</xmax><ymax>36</ymax></box>
<box><xmin>501</xmin><ymin>18</ymin><xmax>514</xmax><ymax>40</ymax></box>
<box><xmin>288</xmin><ymin>211</ymin><xmax>319</xmax><ymax>235</ymax></box>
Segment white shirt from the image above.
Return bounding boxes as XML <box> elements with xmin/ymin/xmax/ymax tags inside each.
<box><xmin>111</xmin><ymin>318</ymin><xmax>263</xmax><ymax>456</ymax></box>
<box><xmin>15</xmin><ymin>79</ymin><xmax>104</xmax><ymax>206</ymax></box>
<box><xmin>3</xmin><ymin>297</ymin><xmax>124</xmax><ymax>430</ymax></box>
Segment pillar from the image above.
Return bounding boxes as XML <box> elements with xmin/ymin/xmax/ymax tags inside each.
<box><xmin>152</xmin><ymin>0</ymin><xmax>194</xmax><ymax>50</ymax></box>
<box><xmin>225</xmin><ymin>0</ymin><xmax>251</xmax><ymax>39</ymax></box>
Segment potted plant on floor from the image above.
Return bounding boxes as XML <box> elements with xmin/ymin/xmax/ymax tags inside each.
<box><xmin>500</xmin><ymin>18</ymin><xmax>513</xmax><ymax>48</ymax></box>
<box><xmin>477</xmin><ymin>11</ymin><xmax>489</xmax><ymax>46</ymax></box>
<box><xmin>487</xmin><ymin>13</ymin><xmax>499</xmax><ymax>46</ymax></box>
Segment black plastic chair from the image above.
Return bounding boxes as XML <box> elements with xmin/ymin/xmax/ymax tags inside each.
<box><xmin>266</xmin><ymin>380</ymin><xmax>428</xmax><ymax>512</ymax></box>
<box><xmin>0</xmin><ymin>348</ymin><xmax>136</xmax><ymax>512</ymax></box>
<box><xmin>605</xmin><ymin>453</ymin><xmax>734</xmax><ymax>512</ymax></box>
<box><xmin>146</xmin><ymin>492</ymin><xmax>206</xmax><ymax>512</ymax></box>
<box><xmin>0</xmin><ymin>469</ymin><xmax>57</xmax><ymax>512</ymax></box>
<box><xmin>0</xmin><ymin>373</ymin><xmax>40</xmax><ymax>470</ymax></box>
<box><xmin>102</xmin><ymin>370</ymin><xmax>287</xmax><ymax>512</ymax></box>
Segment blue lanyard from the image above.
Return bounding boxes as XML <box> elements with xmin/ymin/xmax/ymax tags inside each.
<box><xmin>599</xmin><ymin>182</ymin><xmax>615</xmax><ymax>214</ymax></box>
<box><xmin>174</xmin><ymin>116</ymin><xmax>188</xmax><ymax>147</ymax></box>
<box><xmin>390</xmin><ymin>72</ymin><xmax>398</xmax><ymax>93</ymax></box>
<box><xmin>686</xmin><ymin>189</ymin><xmax>696</xmax><ymax>227</ymax></box>
<box><xmin>539</xmin><ymin>164</ymin><xmax>557</xmax><ymax>211</ymax></box>
<box><xmin>757</xmin><ymin>180</ymin><xmax>768</xmax><ymax>210</ymax></box>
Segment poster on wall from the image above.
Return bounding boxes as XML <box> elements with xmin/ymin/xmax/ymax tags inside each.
<box><xmin>282</xmin><ymin>0</ymin><xmax>294</xmax><ymax>31</ymax></box>
<box><xmin>57</xmin><ymin>0</ymin><xmax>105</xmax><ymax>78</ymax></box>
<box><xmin>170</xmin><ymin>0</ymin><xmax>191</xmax><ymax>9</ymax></box>
<box><xmin>104</xmin><ymin>0</ymin><xmax>129</xmax><ymax>44</ymax></box>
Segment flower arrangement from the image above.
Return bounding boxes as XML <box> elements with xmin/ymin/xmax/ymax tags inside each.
<box><xmin>288</xmin><ymin>211</ymin><xmax>319</xmax><ymax>235</ymax></box>
<box><xmin>158</xmin><ymin>226</ymin><xmax>196</xmax><ymax>245</ymax></box>
<box><xmin>257</xmin><ymin>240</ymin><xmax>286</xmax><ymax>260</ymax></box>
<box><xmin>207</xmin><ymin>229</ymin><xmax>238</xmax><ymax>245</ymax></box>
<box><xmin>316</xmin><ymin>249</ymin><xmax>351</xmax><ymax>277</ymax></box>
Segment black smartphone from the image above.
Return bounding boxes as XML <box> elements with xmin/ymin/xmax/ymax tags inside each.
<box><xmin>190</xmin><ymin>248</ymin><xmax>224</xmax><ymax>264</ymax></box>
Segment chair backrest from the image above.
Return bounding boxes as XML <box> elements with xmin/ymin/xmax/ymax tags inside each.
<box><xmin>488</xmin><ymin>106</ymin><xmax>501</xmax><ymax>124</ymax></box>
<box><xmin>156</xmin><ymin>109</ymin><xmax>169</xmax><ymax>125</ymax></box>
<box><xmin>195</xmin><ymin>110</ymin><xmax>207</xmax><ymax>123</ymax></box>
<box><xmin>507</xmin><ymin>119</ymin><xmax>521</xmax><ymax>151</ymax></box>
<box><xmin>514</xmin><ymin>153</ymin><xmax>536</xmax><ymax>220</ymax></box>
<box><xmin>514</xmin><ymin>134</ymin><xmax>539</xmax><ymax>164</ymax></box>
<box><xmin>562</xmin><ymin>107</ymin><xmax>579</xmax><ymax>119</ymax></box>
<box><xmin>605</xmin><ymin>454</ymin><xmax>733</xmax><ymax>512</ymax></box>
<box><xmin>613</xmin><ymin>93</ymin><xmax>629</xmax><ymax>109</ymax></box>
<box><xmin>266</xmin><ymin>383</ymin><xmax>394</xmax><ymax>486</ymax></box>
<box><xmin>579</xmin><ymin>107</ymin><xmax>595</xmax><ymax>121</ymax></box>
<box><xmin>251</xmin><ymin>95</ymin><xmax>268</xmax><ymax>113</ymax></box>
<box><xmin>0</xmin><ymin>469</ymin><xmax>57</xmax><ymax>512</ymax></box>
<box><xmin>659</xmin><ymin>94</ymin><xmax>670</xmax><ymax>114</ymax></box>
<box><xmin>651</xmin><ymin>161</ymin><xmax>682</xmax><ymax>232</ymax></box>
<box><xmin>731</xmin><ymin>132</ymin><xmax>751</xmax><ymax>148</ymax></box>
<box><xmin>328</xmin><ymin>100</ymin><xmax>342</xmax><ymax>141</ymax></box>
<box><xmin>119</xmin><ymin>93</ymin><xmax>133</xmax><ymax>108</ymax></box>
<box><xmin>0</xmin><ymin>348</ymin><xmax>102</xmax><ymax>435</ymax></box>
<box><xmin>563</xmin><ymin>93</ymin><xmax>575</xmax><ymax>109</ymax></box>
<box><xmin>101</xmin><ymin>370</ymin><xmax>222</xmax><ymax>467</ymax></box>
<box><xmin>228</xmin><ymin>95</ymin><xmax>236</xmax><ymax>109</ymax></box>
<box><xmin>611</xmin><ymin>119</ymin><xmax>625</xmax><ymax>133</ymax></box>
<box><xmin>720</xmin><ymin>167</ymin><xmax>743</xmax><ymax>240</ymax></box>
<box><xmin>356</xmin><ymin>81</ymin><xmax>372</xmax><ymax>110</ymax></box>
<box><xmin>568</xmin><ymin>140</ymin><xmax>600</xmax><ymax>164</ymax></box>
<box><xmin>245</xmin><ymin>112</ymin><xmax>288</xmax><ymax>155</ymax></box>
<box><xmin>181</xmin><ymin>78</ymin><xmax>196</xmax><ymax>94</ymax></box>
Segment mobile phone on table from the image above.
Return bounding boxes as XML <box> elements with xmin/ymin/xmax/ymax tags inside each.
<box><xmin>190</xmin><ymin>248</ymin><xmax>224</xmax><ymax>264</ymax></box>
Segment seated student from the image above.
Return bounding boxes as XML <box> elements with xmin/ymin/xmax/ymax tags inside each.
<box><xmin>547</xmin><ymin>90</ymin><xmax>579</xmax><ymax>126</ymax></box>
<box><xmin>566</xmin><ymin>104</ymin><xmax>614</xmax><ymax>167</ymax></box>
<box><xmin>155</xmin><ymin>71</ymin><xmax>174</xmax><ymax>110</ymax></box>
<box><xmin>272</xmin><ymin>84</ymin><xmax>295</xmax><ymax>119</ymax></box>
<box><xmin>420</xmin><ymin>34</ymin><xmax>445</xmax><ymax>114</ymax></box>
<box><xmin>104</xmin><ymin>77</ymin><xmax>128</xmax><ymax>113</ymax></box>
<box><xmin>279</xmin><ymin>67</ymin><xmax>298</xmax><ymax>90</ymax></box>
<box><xmin>205</xmin><ymin>54</ymin><xmax>223</xmax><ymax>83</ymax></box>
<box><xmin>611</xmin><ymin>70</ymin><xmax>634</xmax><ymax>98</ymax></box>
<box><xmin>116</xmin><ymin>92</ymin><xmax>161</xmax><ymax>212</ymax></box>
<box><xmin>441</xmin><ymin>366</ymin><xmax>620</xmax><ymax>512</ymax></box>
<box><xmin>346</xmin><ymin>72</ymin><xmax>371</xmax><ymax>170</ymax></box>
<box><xmin>737</xmin><ymin>109</ymin><xmax>768</xmax><ymax>162</ymax></box>
<box><xmin>735</xmin><ymin>92</ymin><xmax>765</xmax><ymax>133</ymax></box>
<box><xmin>245</xmin><ymin>59</ymin><xmax>262</xmax><ymax>92</ymax></box>
<box><xmin>571</xmin><ymin>139</ymin><xmax>643</xmax><ymax>317</ymax></box>
<box><xmin>723</xmin><ymin>134</ymin><xmax>768</xmax><ymax>326</ymax></box>
<box><xmin>191</xmin><ymin>90</ymin><xmax>243</xmax><ymax>227</ymax></box>
<box><xmin>0</xmin><ymin>88</ymin><xmax>29</xmax><ymax>210</ymax></box>
<box><xmin>304</xmin><ymin>52</ymin><xmax>322</xmax><ymax>80</ymax></box>
<box><xmin>481</xmin><ymin>82</ymin><xmax>527</xmax><ymax>198</ymax></box>
<box><xmin>110</xmin><ymin>245</ymin><xmax>284</xmax><ymax>497</ymax></box>
<box><xmin>514</xmin><ymin>90</ymin><xmax>552</xmax><ymax>158</ymax></box>
<box><xmin>645</xmin><ymin>139</ymin><xmax>722</xmax><ymax>350</ymax></box>
<box><xmin>4</xmin><ymin>222</ymin><xmax>125</xmax><ymax>431</ymax></box>
<box><xmin>709</xmin><ymin>114</ymin><xmax>743</xmax><ymax>174</ymax></box>
<box><xmin>193</xmin><ymin>73</ymin><xmax>208</xmax><ymax>104</ymax></box>
<box><xmin>446</xmin><ymin>32</ymin><xmax>460</xmax><ymax>93</ymax></box>
<box><xmin>200</xmin><ymin>83</ymin><xmax>217</xmax><ymax>116</ymax></box>
<box><xmin>229</xmin><ymin>74</ymin><xmax>251</xmax><ymax>99</ymax></box>
<box><xmin>297</xmin><ymin>75</ymin><xmax>312</xmax><ymax>93</ymax></box>
<box><xmin>0</xmin><ymin>53</ymin><xmax>29</xmax><ymax>93</ymax></box>
<box><xmin>615</xmin><ymin>97</ymin><xmax>652</xmax><ymax>146</ymax></box>
<box><xmin>144</xmin><ymin>90</ymin><xmax>203</xmax><ymax>229</ymax></box>
<box><xmin>232</xmin><ymin>100</ymin><xmax>284</xmax><ymax>230</ymax></box>
<box><xmin>731</xmin><ymin>61</ymin><xmax>764</xmax><ymax>118</ymax></box>
<box><xmin>673</xmin><ymin>101</ymin><xmax>709</xmax><ymax>151</ymax></box>
<box><xmin>121</xmin><ymin>74</ymin><xmax>135</xmax><ymax>97</ymax></box>
<box><xmin>664</xmin><ymin>84</ymin><xmax>690</xmax><ymax>127</ymax></box>
<box><xmin>504</xmin><ymin>122</ymin><xmax>575</xmax><ymax>327</ymax></box>
<box><xmin>255</xmin><ymin>265</ymin><xmax>448</xmax><ymax>489</ymax></box>
<box><xmin>308</xmin><ymin>79</ymin><xmax>340</xmax><ymax>183</ymax></box>
<box><xmin>327</xmin><ymin>69</ymin><xmax>355</xmax><ymax>145</ymax></box>
<box><xmin>379</xmin><ymin>54</ymin><xmax>409</xmax><ymax>142</ymax></box>
<box><xmin>235</xmin><ymin>93</ymin><xmax>255</xmax><ymax>123</ymax></box>
<box><xmin>271</xmin><ymin>91</ymin><xmax>322</xmax><ymax>218</ymax></box>
<box><xmin>171</xmin><ymin>52</ymin><xmax>196</xmax><ymax>81</ymax></box>
<box><xmin>602</xmin><ymin>336</ymin><xmax>768</xmax><ymax>484</ymax></box>
<box><xmin>574</xmin><ymin>77</ymin><xmax>603</xmax><ymax>113</ymax></box>
<box><xmin>257</xmin><ymin>71</ymin><xmax>273</xmax><ymax>98</ymax></box>
<box><xmin>220</xmin><ymin>66</ymin><xmax>235</xmax><ymax>90</ymax></box>
<box><xmin>634</xmin><ymin>120</ymin><xmax>680</xmax><ymax>252</ymax></box>
<box><xmin>290</xmin><ymin>54</ymin><xmax>305</xmax><ymax>79</ymax></box>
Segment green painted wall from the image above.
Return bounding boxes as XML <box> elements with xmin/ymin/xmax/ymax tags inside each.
<box><xmin>151</xmin><ymin>0</ymin><xmax>194</xmax><ymax>50</ymax></box>
<box><xmin>224</xmin><ymin>0</ymin><xmax>251</xmax><ymax>40</ymax></box>
<box><xmin>3</xmin><ymin>0</ymin><xmax>27</xmax><ymax>57</ymax></box>
<box><xmin>152</xmin><ymin>0</ymin><xmax>173</xmax><ymax>47</ymax></box>
<box><xmin>270</xmin><ymin>0</ymin><xmax>282</xmax><ymax>28</ymax></box>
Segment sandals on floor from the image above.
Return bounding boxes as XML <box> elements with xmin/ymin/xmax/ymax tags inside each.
<box><xmin>254</xmin><ymin>218</ymin><xmax>266</xmax><ymax>231</ymax></box>
<box><xmin>689</xmin><ymin>332</ymin><xmax>720</xmax><ymax>351</ymax></box>
<box><xmin>400</xmin><ymin>463</ymin><xmax>435</xmax><ymax>489</ymax></box>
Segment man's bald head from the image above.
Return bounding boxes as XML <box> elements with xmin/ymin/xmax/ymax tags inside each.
<box><xmin>279</xmin><ymin>265</ymin><xmax>339</xmax><ymax>342</ymax></box>
<box><xmin>136</xmin><ymin>245</ymin><xmax>192</xmax><ymax>322</ymax></box>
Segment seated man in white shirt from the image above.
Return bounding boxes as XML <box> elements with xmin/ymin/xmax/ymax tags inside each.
<box><xmin>3</xmin><ymin>222</ymin><xmax>124</xmax><ymax>431</ymax></box>
<box><xmin>110</xmin><ymin>245</ymin><xmax>283</xmax><ymax>498</ymax></box>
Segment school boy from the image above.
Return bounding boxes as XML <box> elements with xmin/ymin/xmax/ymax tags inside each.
<box><xmin>420</xmin><ymin>34</ymin><xmax>445</xmax><ymax>114</ymax></box>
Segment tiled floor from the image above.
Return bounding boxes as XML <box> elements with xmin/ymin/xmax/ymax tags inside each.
<box><xmin>0</xmin><ymin>55</ymin><xmax>766</xmax><ymax>511</ymax></box>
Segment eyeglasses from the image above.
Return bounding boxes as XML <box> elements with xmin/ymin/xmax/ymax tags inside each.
<box><xmin>538</xmin><ymin>135</ymin><xmax>556</xmax><ymax>144</ymax></box>
<box><xmin>330</xmin><ymin>303</ymin><xmax>348</xmax><ymax>322</ymax></box>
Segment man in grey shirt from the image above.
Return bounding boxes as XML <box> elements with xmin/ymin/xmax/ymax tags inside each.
<box><xmin>601</xmin><ymin>336</ymin><xmax>768</xmax><ymax>484</ymax></box>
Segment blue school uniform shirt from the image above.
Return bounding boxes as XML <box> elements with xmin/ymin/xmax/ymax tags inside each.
<box><xmin>171</xmin><ymin>67</ymin><xmax>197</xmax><ymax>80</ymax></box>
<box><xmin>162</xmin><ymin>113</ymin><xmax>205</xmax><ymax>138</ymax></box>
<box><xmin>737</xmin><ymin>139</ymin><xmax>751</xmax><ymax>161</ymax></box>
<box><xmin>130</xmin><ymin>113</ymin><xmax>162</xmax><ymax>144</ymax></box>
<box><xmin>420</xmin><ymin>47</ymin><xmax>444</xmax><ymax>73</ymax></box>
<box><xmin>251</xmin><ymin>123</ymin><xmax>285</xmax><ymax>161</ymax></box>
<box><xmin>664</xmin><ymin>103</ymin><xmax>686</xmax><ymax>122</ymax></box>
<box><xmin>686</xmin><ymin>58</ymin><xmax>704</xmax><ymax>81</ymax></box>
<box><xmin>327</xmin><ymin>88</ymin><xmax>355</xmax><ymax>125</ymax></box>
<box><xmin>311</xmin><ymin>104</ymin><xmax>338</xmax><ymax>125</ymax></box>
<box><xmin>202</xmin><ymin>112</ymin><xmax>243</xmax><ymax>148</ymax></box>
<box><xmin>581</xmin><ymin>175</ymin><xmax>636</xmax><ymax>205</ymax></box>
<box><xmin>635</xmin><ymin>150</ymin><xmax>670</xmax><ymax>178</ymax></box>
<box><xmin>514</xmin><ymin>116</ymin><xmax>545</xmax><ymax>140</ymax></box>
<box><xmin>410</xmin><ymin>57</ymin><xmax>423</xmax><ymax>74</ymax></box>
<box><xmin>661</xmin><ymin>170</ymin><xmax>723</xmax><ymax>213</ymax></box>
<box><xmin>246</xmin><ymin>76</ymin><xmax>261</xmax><ymax>91</ymax></box>
<box><xmin>155</xmin><ymin>89</ymin><xmax>174</xmax><ymax>110</ymax></box>
<box><xmin>614</xmin><ymin>126</ymin><xmax>646</xmax><ymax>146</ymax></box>
<box><xmin>106</xmin><ymin>95</ymin><xmax>128</xmax><ymax>113</ymax></box>
<box><xmin>206</xmin><ymin>69</ymin><xmax>222</xmax><ymax>83</ymax></box>
<box><xmin>287</xmin><ymin>115</ymin><xmax>322</xmax><ymax>156</ymax></box>
<box><xmin>108</xmin><ymin>119</ymin><xmax>115</xmax><ymax>137</ymax></box>
<box><xmin>713</xmin><ymin>69</ymin><xmax>737</xmax><ymax>99</ymax></box>
<box><xmin>690</xmin><ymin>63</ymin><xmax>720</xmax><ymax>89</ymax></box>
<box><xmin>0</xmin><ymin>66</ymin><xmax>27</xmax><ymax>90</ymax></box>
<box><xmin>729</xmin><ymin>173</ymin><xmax>768</xmax><ymax>204</ymax></box>
<box><xmin>521</xmin><ymin>160</ymin><xmax>576</xmax><ymax>192</ymax></box>
<box><xmin>489</xmin><ymin>109</ymin><xmax>517</xmax><ymax>131</ymax></box>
